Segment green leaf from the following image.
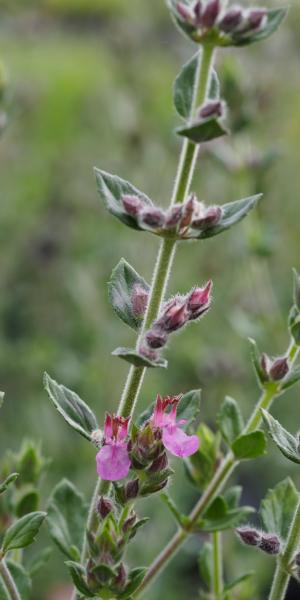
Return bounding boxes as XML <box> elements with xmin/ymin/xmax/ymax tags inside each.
<box><xmin>260</xmin><ymin>478</ymin><xmax>299</xmax><ymax>542</ymax></box>
<box><xmin>188</xmin><ymin>195</ymin><xmax>262</xmax><ymax>240</ymax></box>
<box><xmin>15</xmin><ymin>488</ymin><xmax>39</xmax><ymax>517</ymax></box>
<box><xmin>204</xmin><ymin>496</ymin><xmax>227</xmax><ymax>520</ymax></box>
<box><xmin>176</xmin><ymin>389</ymin><xmax>201</xmax><ymax>427</ymax></box>
<box><xmin>232</xmin><ymin>431</ymin><xmax>267</xmax><ymax>460</ymax></box>
<box><xmin>44</xmin><ymin>372</ymin><xmax>98</xmax><ymax>441</ymax></box>
<box><xmin>230</xmin><ymin>8</ymin><xmax>288</xmax><ymax>47</ymax></box>
<box><xmin>0</xmin><ymin>561</ymin><xmax>31</xmax><ymax>600</ymax></box>
<box><xmin>47</xmin><ymin>479</ymin><xmax>88</xmax><ymax>560</ymax></box>
<box><xmin>94</xmin><ymin>167</ymin><xmax>153</xmax><ymax>231</ymax></box>
<box><xmin>0</xmin><ymin>473</ymin><xmax>19</xmax><ymax>495</ymax></box>
<box><xmin>65</xmin><ymin>561</ymin><xmax>94</xmax><ymax>597</ymax></box>
<box><xmin>2</xmin><ymin>512</ymin><xmax>46</xmax><ymax>553</ymax></box>
<box><xmin>185</xmin><ymin>424</ymin><xmax>220</xmax><ymax>491</ymax></box>
<box><xmin>217</xmin><ymin>396</ymin><xmax>244</xmax><ymax>445</ymax></box>
<box><xmin>27</xmin><ymin>547</ymin><xmax>53</xmax><ymax>577</ymax></box>
<box><xmin>120</xmin><ymin>567</ymin><xmax>147</xmax><ymax>598</ymax></box>
<box><xmin>223</xmin><ymin>486</ymin><xmax>242</xmax><ymax>509</ymax></box>
<box><xmin>224</xmin><ymin>572</ymin><xmax>254</xmax><ymax>592</ymax></box>
<box><xmin>261</xmin><ymin>409</ymin><xmax>300</xmax><ymax>464</ymax></box>
<box><xmin>200</xmin><ymin>498</ymin><xmax>254</xmax><ymax>533</ymax></box>
<box><xmin>112</xmin><ymin>347</ymin><xmax>167</xmax><ymax>369</ymax></box>
<box><xmin>108</xmin><ymin>259</ymin><xmax>149</xmax><ymax>331</ymax></box>
<box><xmin>161</xmin><ymin>493</ymin><xmax>185</xmax><ymax>527</ymax></box>
<box><xmin>173</xmin><ymin>54</ymin><xmax>219</xmax><ymax>120</ymax></box>
<box><xmin>177</xmin><ymin>117</ymin><xmax>228</xmax><ymax>144</ymax></box>
<box><xmin>198</xmin><ymin>541</ymin><xmax>213</xmax><ymax>588</ymax></box>
<box><xmin>248</xmin><ymin>337</ymin><xmax>267</xmax><ymax>388</ymax></box>
<box><xmin>281</xmin><ymin>366</ymin><xmax>300</xmax><ymax>391</ymax></box>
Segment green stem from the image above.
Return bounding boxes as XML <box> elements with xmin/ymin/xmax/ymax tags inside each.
<box><xmin>269</xmin><ymin>497</ymin><xmax>300</xmax><ymax>600</ymax></box>
<box><xmin>0</xmin><ymin>558</ymin><xmax>21</xmax><ymax>600</ymax></box>
<box><xmin>212</xmin><ymin>532</ymin><xmax>223</xmax><ymax>600</ymax></box>
<box><xmin>134</xmin><ymin>343</ymin><xmax>300</xmax><ymax>597</ymax></box>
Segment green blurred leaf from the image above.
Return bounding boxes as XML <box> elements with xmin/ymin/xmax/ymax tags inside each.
<box><xmin>108</xmin><ymin>258</ymin><xmax>149</xmax><ymax>331</ymax></box>
<box><xmin>65</xmin><ymin>561</ymin><xmax>94</xmax><ymax>597</ymax></box>
<box><xmin>198</xmin><ymin>541</ymin><xmax>213</xmax><ymax>588</ymax></box>
<box><xmin>223</xmin><ymin>486</ymin><xmax>242</xmax><ymax>510</ymax></box>
<box><xmin>15</xmin><ymin>488</ymin><xmax>39</xmax><ymax>518</ymax></box>
<box><xmin>177</xmin><ymin>117</ymin><xmax>228</xmax><ymax>144</ymax></box>
<box><xmin>281</xmin><ymin>366</ymin><xmax>300</xmax><ymax>391</ymax></box>
<box><xmin>112</xmin><ymin>347</ymin><xmax>167</xmax><ymax>369</ymax></box>
<box><xmin>248</xmin><ymin>337</ymin><xmax>267</xmax><ymax>388</ymax></box>
<box><xmin>230</xmin><ymin>8</ymin><xmax>288</xmax><ymax>47</ymax></box>
<box><xmin>47</xmin><ymin>479</ymin><xmax>88</xmax><ymax>560</ymax></box>
<box><xmin>120</xmin><ymin>567</ymin><xmax>147</xmax><ymax>598</ymax></box>
<box><xmin>95</xmin><ymin>167</ymin><xmax>152</xmax><ymax>231</ymax></box>
<box><xmin>0</xmin><ymin>473</ymin><xmax>18</xmax><ymax>495</ymax></box>
<box><xmin>26</xmin><ymin>547</ymin><xmax>53</xmax><ymax>577</ymax></box>
<box><xmin>260</xmin><ymin>478</ymin><xmax>299</xmax><ymax>541</ymax></box>
<box><xmin>2</xmin><ymin>511</ymin><xmax>46</xmax><ymax>553</ymax></box>
<box><xmin>204</xmin><ymin>496</ymin><xmax>227</xmax><ymax>520</ymax></box>
<box><xmin>217</xmin><ymin>396</ymin><xmax>244</xmax><ymax>444</ymax></box>
<box><xmin>232</xmin><ymin>431</ymin><xmax>267</xmax><ymax>460</ymax></box>
<box><xmin>189</xmin><ymin>195</ymin><xmax>262</xmax><ymax>240</ymax></box>
<box><xmin>184</xmin><ymin>424</ymin><xmax>220</xmax><ymax>491</ymax></box>
<box><xmin>261</xmin><ymin>410</ymin><xmax>300</xmax><ymax>464</ymax></box>
<box><xmin>224</xmin><ymin>572</ymin><xmax>254</xmax><ymax>592</ymax></box>
<box><xmin>200</xmin><ymin>501</ymin><xmax>254</xmax><ymax>533</ymax></box>
<box><xmin>44</xmin><ymin>373</ymin><xmax>98</xmax><ymax>441</ymax></box>
<box><xmin>0</xmin><ymin>561</ymin><xmax>31</xmax><ymax>600</ymax></box>
<box><xmin>176</xmin><ymin>389</ymin><xmax>201</xmax><ymax>427</ymax></box>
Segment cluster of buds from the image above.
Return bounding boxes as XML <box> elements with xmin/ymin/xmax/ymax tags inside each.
<box><xmin>122</xmin><ymin>192</ymin><xmax>223</xmax><ymax>239</ymax></box>
<box><xmin>176</xmin><ymin>1</ymin><xmax>267</xmax><ymax>42</ymax></box>
<box><xmin>260</xmin><ymin>354</ymin><xmax>290</xmax><ymax>383</ymax></box>
<box><xmin>140</xmin><ymin>281</ymin><xmax>212</xmax><ymax>360</ymax></box>
<box><xmin>95</xmin><ymin>397</ymin><xmax>199</xmax><ymax>490</ymax></box>
<box><xmin>237</xmin><ymin>527</ymin><xmax>281</xmax><ymax>556</ymax></box>
<box><xmin>81</xmin><ymin>497</ymin><xmax>148</xmax><ymax>597</ymax></box>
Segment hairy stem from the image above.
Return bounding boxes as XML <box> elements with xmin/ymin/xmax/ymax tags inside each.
<box><xmin>0</xmin><ymin>558</ymin><xmax>21</xmax><ymax>600</ymax></box>
<box><xmin>212</xmin><ymin>532</ymin><xmax>223</xmax><ymax>600</ymax></box>
<box><xmin>269</xmin><ymin>497</ymin><xmax>300</xmax><ymax>600</ymax></box>
<box><xmin>134</xmin><ymin>342</ymin><xmax>300</xmax><ymax>597</ymax></box>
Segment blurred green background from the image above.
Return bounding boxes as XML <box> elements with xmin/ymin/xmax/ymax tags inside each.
<box><xmin>0</xmin><ymin>0</ymin><xmax>300</xmax><ymax>598</ymax></box>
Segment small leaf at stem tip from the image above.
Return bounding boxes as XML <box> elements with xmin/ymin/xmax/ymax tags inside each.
<box><xmin>177</xmin><ymin>116</ymin><xmax>228</xmax><ymax>144</ymax></box>
<box><xmin>260</xmin><ymin>477</ymin><xmax>299</xmax><ymax>542</ymax></box>
<box><xmin>0</xmin><ymin>472</ymin><xmax>19</xmax><ymax>495</ymax></box>
<box><xmin>261</xmin><ymin>409</ymin><xmax>300</xmax><ymax>464</ymax></box>
<box><xmin>2</xmin><ymin>511</ymin><xmax>46</xmax><ymax>552</ymax></box>
<box><xmin>217</xmin><ymin>396</ymin><xmax>244</xmax><ymax>445</ymax></box>
<box><xmin>108</xmin><ymin>258</ymin><xmax>150</xmax><ymax>331</ymax></box>
<box><xmin>231</xmin><ymin>431</ymin><xmax>267</xmax><ymax>460</ymax></box>
<box><xmin>43</xmin><ymin>372</ymin><xmax>98</xmax><ymax>441</ymax></box>
<box><xmin>112</xmin><ymin>347</ymin><xmax>168</xmax><ymax>369</ymax></box>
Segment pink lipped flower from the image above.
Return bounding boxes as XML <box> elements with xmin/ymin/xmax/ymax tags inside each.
<box><xmin>151</xmin><ymin>395</ymin><xmax>199</xmax><ymax>458</ymax></box>
<box><xmin>96</xmin><ymin>413</ymin><xmax>131</xmax><ymax>481</ymax></box>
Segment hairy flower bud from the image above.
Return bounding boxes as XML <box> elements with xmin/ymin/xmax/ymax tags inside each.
<box><xmin>158</xmin><ymin>298</ymin><xmax>189</xmax><ymax>332</ymax></box>
<box><xmin>218</xmin><ymin>6</ymin><xmax>243</xmax><ymax>33</ymax></box>
<box><xmin>146</xmin><ymin>327</ymin><xmax>168</xmax><ymax>349</ymax></box>
<box><xmin>177</xmin><ymin>2</ymin><xmax>194</xmax><ymax>22</ymax></box>
<box><xmin>132</xmin><ymin>284</ymin><xmax>148</xmax><ymax>317</ymax></box>
<box><xmin>122</xmin><ymin>194</ymin><xmax>144</xmax><ymax>216</ymax></box>
<box><xmin>140</xmin><ymin>207</ymin><xmax>165</xmax><ymax>229</ymax></box>
<box><xmin>192</xmin><ymin>205</ymin><xmax>222</xmax><ymax>229</ymax></box>
<box><xmin>114</xmin><ymin>563</ymin><xmax>127</xmax><ymax>591</ymax></box>
<box><xmin>194</xmin><ymin>0</ymin><xmax>203</xmax><ymax>24</ymax></box>
<box><xmin>97</xmin><ymin>496</ymin><xmax>114</xmax><ymax>519</ymax></box>
<box><xmin>247</xmin><ymin>8</ymin><xmax>267</xmax><ymax>31</ymax></box>
<box><xmin>180</xmin><ymin>194</ymin><xmax>197</xmax><ymax>229</ymax></box>
<box><xmin>236</xmin><ymin>527</ymin><xmax>261</xmax><ymax>547</ymax></box>
<box><xmin>199</xmin><ymin>100</ymin><xmax>223</xmax><ymax>120</ymax></box>
<box><xmin>187</xmin><ymin>281</ymin><xmax>212</xmax><ymax>319</ymax></box>
<box><xmin>259</xmin><ymin>534</ymin><xmax>281</xmax><ymax>555</ymax></box>
<box><xmin>200</xmin><ymin>0</ymin><xmax>220</xmax><ymax>29</ymax></box>
<box><xmin>122</xmin><ymin>512</ymin><xmax>137</xmax><ymax>533</ymax></box>
<box><xmin>269</xmin><ymin>357</ymin><xmax>289</xmax><ymax>381</ymax></box>
<box><xmin>148</xmin><ymin>451</ymin><xmax>168</xmax><ymax>473</ymax></box>
<box><xmin>125</xmin><ymin>478</ymin><xmax>140</xmax><ymax>501</ymax></box>
<box><xmin>165</xmin><ymin>204</ymin><xmax>183</xmax><ymax>228</ymax></box>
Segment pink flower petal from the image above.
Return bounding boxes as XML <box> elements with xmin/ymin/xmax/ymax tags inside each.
<box><xmin>96</xmin><ymin>443</ymin><xmax>130</xmax><ymax>481</ymax></box>
<box><xmin>162</xmin><ymin>426</ymin><xmax>199</xmax><ymax>458</ymax></box>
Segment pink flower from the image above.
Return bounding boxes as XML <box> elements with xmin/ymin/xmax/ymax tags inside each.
<box><xmin>96</xmin><ymin>414</ymin><xmax>131</xmax><ymax>481</ymax></box>
<box><xmin>151</xmin><ymin>395</ymin><xmax>199</xmax><ymax>458</ymax></box>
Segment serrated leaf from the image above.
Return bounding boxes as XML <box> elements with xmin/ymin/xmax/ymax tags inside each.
<box><xmin>2</xmin><ymin>511</ymin><xmax>46</xmax><ymax>552</ymax></box>
<box><xmin>198</xmin><ymin>541</ymin><xmax>213</xmax><ymax>588</ymax></box>
<box><xmin>217</xmin><ymin>396</ymin><xmax>244</xmax><ymax>445</ymax></box>
<box><xmin>44</xmin><ymin>373</ymin><xmax>98</xmax><ymax>441</ymax></box>
<box><xmin>65</xmin><ymin>561</ymin><xmax>94</xmax><ymax>597</ymax></box>
<box><xmin>47</xmin><ymin>479</ymin><xmax>88</xmax><ymax>560</ymax></box>
<box><xmin>112</xmin><ymin>347</ymin><xmax>167</xmax><ymax>369</ymax></box>
<box><xmin>232</xmin><ymin>431</ymin><xmax>267</xmax><ymax>460</ymax></box>
<box><xmin>177</xmin><ymin>117</ymin><xmax>228</xmax><ymax>144</ymax></box>
<box><xmin>230</xmin><ymin>8</ymin><xmax>288</xmax><ymax>47</ymax></box>
<box><xmin>108</xmin><ymin>259</ymin><xmax>149</xmax><ymax>331</ymax></box>
<box><xmin>188</xmin><ymin>194</ymin><xmax>262</xmax><ymax>240</ymax></box>
<box><xmin>0</xmin><ymin>561</ymin><xmax>31</xmax><ymax>600</ymax></box>
<box><xmin>260</xmin><ymin>478</ymin><xmax>299</xmax><ymax>542</ymax></box>
<box><xmin>0</xmin><ymin>473</ymin><xmax>19</xmax><ymax>495</ymax></box>
<box><xmin>261</xmin><ymin>410</ymin><xmax>300</xmax><ymax>464</ymax></box>
<box><xmin>94</xmin><ymin>167</ymin><xmax>152</xmax><ymax>231</ymax></box>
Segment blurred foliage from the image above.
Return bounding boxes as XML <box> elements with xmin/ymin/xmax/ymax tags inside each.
<box><xmin>0</xmin><ymin>0</ymin><xmax>300</xmax><ymax>598</ymax></box>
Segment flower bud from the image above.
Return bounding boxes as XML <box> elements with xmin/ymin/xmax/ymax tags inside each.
<box><xmin>199</xmin><ymin>100</ymin><xmax>223</xmax><ymax>120</ymax></box>
<box><xmin>148</xmin><ymin>452</ymin><xmax>168</xmax><ymax>473</ymax></box>
<box><xmin>187</xmin><ymin>281</ymin><xmax>212</xmax><ymax>319</ymax></box>
<box><xmin>165</xmin><ymin>204</ymin><xmax>183</xmax><ymax>228</ymax></box>
<box><xmin>200</xmin><ymin>0</ymin><xmax>220</xmax><ymax>29</ymax></box>
<box><xmin>132</xmin><ymin>284</ymin><xmax>148</xmax><ymax>317</ymax></box>
<box><xmin>192</xmin><ymin>205</ymin><xmax>222</xmax><ymax>229</ymax></box>
<box><xmin>259</xmin><ymin>534</ymin><xmax>281</xmax><ymax>555</ymax></box>
<box><xmin>158</xmin><ymin>298</ymin><xmax>189</xmax><ymax>332</ymax></box>
<box><xmin>218</xmin><ymin>6</ymin><xmax>243</xmax><ymax>33</ymax></box>
<box><xmin>122</xmin><ymin>194</ymin><xmax>144</xmax><ymax>216</ymax></box>
<box><xmin>269</xmin><ymin>357</ymin><xmax>289</xmax><ymax>381</ymax></box>
<box><xmin>125</xmin><ymin>478</ymin><xmax>139</xmax><ymax>501</ymax></box>
<box><xmin>194</xmin><ymin>1</ymin><xmax>203</xmax><ymax>25</ymax></box>
<box><xmin>146</xmin><ymin>327</ymin><xmax>168</xmax><ymax>349</ymax></box>
<box><xmin>97</xmin><ymin>496</ymin><xmax>114</xmax><ymax>519</ymax></box>
<box><xmin>122</xmin><ymin>512</ymin><xmax>137</xmax><ymax>533</ymax></box>
<box><xmin>139</xmin><ymin>207</ymin><xmax>165</xmax><ymax>229</ymax></box>
<box><xmin>247</xmin><ymin>8</ymin><xmax>267</xmax><ymax>31</ymax></box>
<box><xmin>236</xmin><ymin>527</ymin><xmax>261</xmax><ymax>547</ymax></box>
<box><xmin>177</xmin><ymin>2</ymin><xmax>194</xmax><ymax>22</ymax></box>
<box><xmin>114</xmin><ymin>563</ymin><xmax>127</xmax><ymax>591</ymax></box>
<box><xmin>180</xmin><ymin>194</ymin><xmax>197</xmax><ymax>229</ymax></box>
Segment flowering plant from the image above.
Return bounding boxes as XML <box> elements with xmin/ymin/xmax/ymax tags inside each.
<box><xmin>1</xmin><ymin>1</ymin><xmax>300</xmax><ymax>600</ymax></box>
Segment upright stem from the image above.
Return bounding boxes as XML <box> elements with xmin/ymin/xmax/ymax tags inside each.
<box><xmin>212</xmin><ymin>532</ymin><xmax>223</xmax><ymax>600</ymax></box>
<box><xmin>269</xmin><ymin>497</ymin><xmax>300</xmax><ymax>600</ymax></box>
<box><xmin>134</xmin><ymin>342</ymin><xmax>300</xmax><ymax>597</ymax></box>
<box><xmin>0</xmin><ymin>558</ymin><xmax>21</xmax><ymax>600</ymax></box>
